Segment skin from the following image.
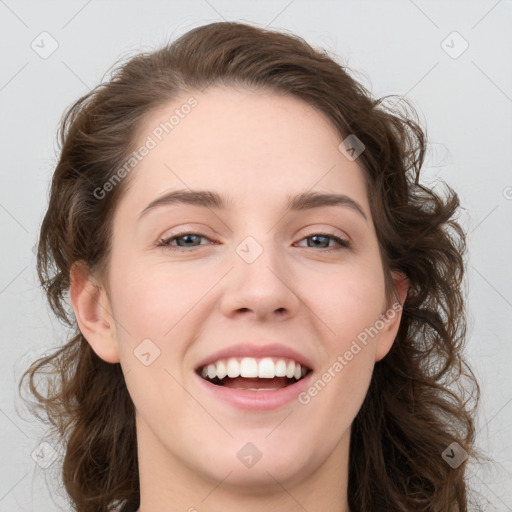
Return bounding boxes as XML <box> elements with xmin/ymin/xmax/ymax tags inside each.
<box><xmin>70</xmin><ymin>86</ymin><xmax>408</xmax><ymax>512</ymax></box>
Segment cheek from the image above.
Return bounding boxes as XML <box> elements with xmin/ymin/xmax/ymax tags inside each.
<box><xmin>307</xmin><ymin>259</ymin><xmax>387</xmax><ymax>338</ymax></box>
<box><xmin>109</xmin><ymin>257</ymin><xmax>207</xmax><ymax>333</ymax></box>
<box><xmin>302</xmin><ymin>260</ymin><xmax>385</xmax><ymax>412</ymax></box>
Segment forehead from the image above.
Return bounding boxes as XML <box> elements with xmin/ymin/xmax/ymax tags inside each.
<box><xmin>121</xmin><ymin>86</ymin><xmax>369</xmax><ymax>213</ymax></box>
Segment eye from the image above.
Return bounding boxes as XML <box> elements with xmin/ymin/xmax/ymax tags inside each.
<box><xmin>157</xmin><ymin>232</ymin><xmax>212</xmax><ymax>250</ymax></box>
<box><xmin>157</xmin><ymin>231</ymin><xmax>350</xmax><ymax>252</ymax></box>
<box><xmin>295</xmin><ymin>233</ymin><xmax>351</xmax><ymax>251</ymax></box>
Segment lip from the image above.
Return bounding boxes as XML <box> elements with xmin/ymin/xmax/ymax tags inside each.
<box><xmin>194</xmin><ymin>343</ymin><xmax>314</xmax><ymax>372</ymax></box>
<box><xmin>194</xmin><ymin>370</ymin><xmax>314</xmax><ymax>411</ymax></box>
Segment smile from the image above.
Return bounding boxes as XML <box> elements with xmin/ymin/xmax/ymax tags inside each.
<box><xmin>195</xmin><ymin>356</ymin><xmax>313</xmax><ymax>410</ymax></box>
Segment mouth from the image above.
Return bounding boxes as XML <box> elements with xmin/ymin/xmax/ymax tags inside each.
<box><xmin>195</xmin><ymin>356</ymin><xmax>312</xmax><ymax>391</ymax></box>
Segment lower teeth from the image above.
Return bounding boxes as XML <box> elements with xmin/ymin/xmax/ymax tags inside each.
<box><xmin>200</xmin><ymin>374</ymin><xmax>307</xmax><ymax>387</ymax></box>
<box><xmin>239</xmin><ymin>388</ymin><xmax>281</xmax><ymax>391</ymax></box>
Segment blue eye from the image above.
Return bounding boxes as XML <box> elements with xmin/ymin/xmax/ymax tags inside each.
<box><xmin>157</xmin><ymin>232</ymin><xmax>350</xmax><ymax>252</ymax></box>
<box><xmin>296</xmin><ymin>233</ymin><xmax>350</xmax><ymax>250</ymax></box>
<box><xmin>158</xmin><ymin>233</ymin><xmax>209</xmax><ymax>249</ymax></box>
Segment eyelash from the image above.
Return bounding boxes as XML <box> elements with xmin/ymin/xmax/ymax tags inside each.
<box><xmin>157</xmin><ymin>231</ymin><xmax>351</xmax><ymax>252</ymax></box>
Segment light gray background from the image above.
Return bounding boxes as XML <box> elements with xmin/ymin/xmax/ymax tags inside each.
<box><xmin>1</xmin><ymin>1</ymin><xmax>511</xmax><ymax>510</ymax></box>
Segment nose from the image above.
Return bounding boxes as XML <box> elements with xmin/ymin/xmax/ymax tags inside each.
<box><xmin>219</xmin><ymin>236</ymin><xmax>301</xmax><ymax>322</ymax></box>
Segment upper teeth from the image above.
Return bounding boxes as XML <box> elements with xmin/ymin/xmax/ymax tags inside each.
<box><xmin>200</xmin><ymin>357</ymin><xmax>307</xmax><ymax>380</ymax></box>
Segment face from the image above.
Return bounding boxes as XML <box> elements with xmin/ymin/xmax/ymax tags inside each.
<box><xmin>73</xmin><ymin>86</ymin><xmax>406</xmax><ymax>499</ymax></box>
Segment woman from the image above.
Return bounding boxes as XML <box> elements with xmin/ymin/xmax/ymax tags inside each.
<box><xmin>19</xmin><ymin>21</ymin><xmax>481</xmax><ymax>512</ymax></box>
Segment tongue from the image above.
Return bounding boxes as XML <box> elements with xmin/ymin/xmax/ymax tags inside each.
<box><xmin>222</xmin><ymin>377</ymin><xmax>292</xmax><ymax>390</ymax></box>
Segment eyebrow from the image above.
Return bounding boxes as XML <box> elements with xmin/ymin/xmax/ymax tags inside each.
<box><xmin>138</xmin><ymin>189</ymin><xmax>368</xmax><ymax>222</ymax></box>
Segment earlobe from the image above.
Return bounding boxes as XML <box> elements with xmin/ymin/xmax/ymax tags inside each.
<box><xmin>69</xmin><ymin>261</ymin><xmax>120</xmax><ymax>363</ymax></box>
<box><xmin>374</xmin><ymin>271</ymin><xmax>409</xmax><ymax>362</ymax></box>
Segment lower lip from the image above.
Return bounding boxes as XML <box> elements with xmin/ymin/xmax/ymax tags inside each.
<box><xmin>194</xmin><ymin>371</ymin><xmax>314</xmax><ymax>411</ymax></box>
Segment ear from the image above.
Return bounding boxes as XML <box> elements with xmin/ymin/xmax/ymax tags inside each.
<box><xmin>69</xmin><ymin>261</ymin><xmax>120</xmax><ymax>363</ymax></box>
<box><xmin>374</xmin><ymin>271</ymin><xmax>409</xmax><ymax>362</ymax></box>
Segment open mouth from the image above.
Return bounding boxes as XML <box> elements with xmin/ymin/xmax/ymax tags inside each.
<box><xmin>196</xmin><ymin>357</ymin><xmax>312</xmax><ymax>391</ymax></box>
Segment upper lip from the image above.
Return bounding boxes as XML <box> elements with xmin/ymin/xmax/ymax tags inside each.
<box><xmin>195</xmin><ymin>343</ymin><xmax>314</xmax><ymax>371</ymax></box>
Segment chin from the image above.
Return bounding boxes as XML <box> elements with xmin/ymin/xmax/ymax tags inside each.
<box><xmin>190</xmin><ymin>434</ymin><xmax>316</xmax><ymax>489</ymax></box>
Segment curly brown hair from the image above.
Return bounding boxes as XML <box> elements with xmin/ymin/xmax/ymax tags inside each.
<box><xmin>19</xmin><ymin>21</ymin><xmax>482</xmax><ymax>512</ymax></box>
